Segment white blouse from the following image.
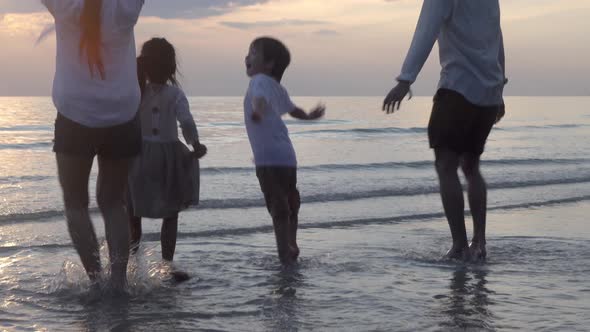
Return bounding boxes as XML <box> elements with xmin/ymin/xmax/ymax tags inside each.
<box><xmin>42</xmin><ymin>0</ymin><xmax>144</xmax><ymax>127</ymax></box>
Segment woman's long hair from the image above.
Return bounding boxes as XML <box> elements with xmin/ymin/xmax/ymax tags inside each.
<box><xmin>137</xmin><ymin>38</ymin><xmax>179</xmax><ymax>96</ymax></box>
<box><xmin>79</xmin><ymin>0</ymin><xmax>105</xmax><ymax>79</ymax></box>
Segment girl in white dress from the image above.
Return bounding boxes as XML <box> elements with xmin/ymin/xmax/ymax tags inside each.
<box><xmin>128</xmin><ymin>38</ymin><xmax>207</xmax><ymax>270</ymax></box>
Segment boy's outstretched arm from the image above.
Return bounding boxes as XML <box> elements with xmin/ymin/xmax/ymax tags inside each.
<box><xmin>289</xmin><ymin>104</ymin><xmax>325</xmax><ymax>120</ymax></box>
<box><xmin>251</xmin><ymin>96</ymin><xmax>268</xmax><ymax>123</ymax></box>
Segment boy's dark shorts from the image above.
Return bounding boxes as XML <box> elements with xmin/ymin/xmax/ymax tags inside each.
<box><xmin>53</xmin><ymin>112</ymin><xmax>141</xmax><ymax>159</ymax></box>
<box><xmin>428</xmin><ymin>89</ymin><xmax>500</xmax><ymax>155</ymax></box>
<box><xmin>256</xmin><ymin>167</ymin><xmax>300</xmax><ymax>215</ymax></box>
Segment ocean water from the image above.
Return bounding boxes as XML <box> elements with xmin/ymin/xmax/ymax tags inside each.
<box><xmin>0</xmin><ymin>96</ymin><xmax>589</xmax><ymax>331</ymax></box>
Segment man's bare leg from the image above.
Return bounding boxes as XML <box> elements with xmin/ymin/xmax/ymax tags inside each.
<box><xmin>56</xmin><ymin>153</ymin><xmax>101</xmax><ymax>283</ymax></box>
<box><xmin>461</xmin><ymin>153</ymin><xmax>487</xmax><ymax>260</ymax></box>
<box><xmin>434</xmin><ymin>148</ymin><xmax>469</xmax><ymax>260</ymax></box>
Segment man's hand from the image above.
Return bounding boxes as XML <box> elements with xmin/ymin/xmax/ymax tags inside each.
<box><xmin>383</xmin><ymin>81</ymin><xmax>412</xmax><ymax>114</ymax></box>
<box><xmin>193</xmin><ymin>143</ymin><xmax>207</xmax><ymax>159</ymax></box>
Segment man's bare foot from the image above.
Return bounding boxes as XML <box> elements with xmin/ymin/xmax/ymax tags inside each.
<box><xmin>290</xmin><ymin>244</ymin><xmax>300</xmax><ymax>261</ymax></box>
<box><xmin>468</xmin><ymin>241</ymin><xmax>487</xmax><ymax>262</ymax></box>
<box><xmin>444</xmin><ymin>245</ymin><xmax>470</xmax><ymax>261</ymax></box>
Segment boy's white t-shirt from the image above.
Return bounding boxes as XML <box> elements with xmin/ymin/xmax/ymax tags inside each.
<box><xmin>42</xmin><ymin>0</ymin><xmax>144</xmax><ymax>128</ymax></box>
<box><xmin>244</xmin><ymin>74</ymin><xmax>297</xmax><ymax>167</ymax></box>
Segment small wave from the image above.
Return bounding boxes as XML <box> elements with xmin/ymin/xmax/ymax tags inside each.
<box><xmin>292</xmin><ymin>126</ymin><xmax>427</xmax><ymax>137</ymax></box>
<box><xmin>0</xmin><ymin>125</ymin><xmax>52</xmax><ymax>132</ymax></box>
<box><xmin>0</xmin><ymin>142</ymin><xmax>52</xmax><ymax>150</ymax></box>
<box><xmin>108</xmin><ymin>193</ymin><xmax>590</xmax><ymax>238</ymax></box>
<box><xmin>3</xmin><ymin>175</ymin><xmax>590</xmax><ymax>225</ymax></box>
<box><xmin>0</xmin><ymin>175</ymin><xmax>52</xmax><ymax>184</ymax></box>
<box><xmin>497</xmin><ymin>124</ymin><xmax>590</xmax><ymax>131</ymax></box>
<box><xmin>4</xmin><ymin>195</ymin><xmax>590</xmax><ymax>251</ymax></box>
<box><xmin>201</xmin><ymin>158</ymin><xmax>590</xmax><ymax>175</ymax></box>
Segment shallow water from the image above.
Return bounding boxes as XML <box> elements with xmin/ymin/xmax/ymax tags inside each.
<box><xmin>1</xmin><ymin>96</ymin><xmax>589</xmax><ymax>331</ymax></box>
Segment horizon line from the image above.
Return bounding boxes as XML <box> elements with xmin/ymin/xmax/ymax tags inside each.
<box><xmin>0</xmin><ymin>95</ymin><xmax>589</xmax><ymax>98</ymax></box>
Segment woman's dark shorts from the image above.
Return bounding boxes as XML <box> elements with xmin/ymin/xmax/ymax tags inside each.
<box><xmin>428</xmin><ymin>89</ymin><xmax>500</xmax><ymax>155</ymax></box>
<box><xmin>53</xmin><ymin>112</ymin><xmax>141</xmax><ymax>159</ymax></box>
<box><xmin>256</xmin><ymin>167</ymin><xmax>300</xmax><ymax>216</ymax></box>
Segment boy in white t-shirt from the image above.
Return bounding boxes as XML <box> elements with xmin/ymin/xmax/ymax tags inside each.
<box><xmin>244</xmin><ymin>37</ymin><xmax>325</xmax><ymax>265</ymax></box>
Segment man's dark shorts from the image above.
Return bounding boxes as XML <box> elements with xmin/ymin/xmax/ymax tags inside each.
<box><xmin>256</xmin><ymin>167</ymin><xmax>300</xmax><ymax>216</ymax></box>
<box><xmin>428</xmin><ymin>89</ymin><xmax>500</xmax><ymax>155</ymax></box>
<box><xmin>53</xmin><ymin>112</ymin><xmax>141</xmax><ymax>159</ymax></box>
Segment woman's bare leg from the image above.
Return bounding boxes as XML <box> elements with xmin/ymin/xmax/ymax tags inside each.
<box><xmin>129</xmin><ymin>216</ymin><xmax>142</xmax><ymax>254</ymax></box>
<box><xmin>56</xmin><ymin>153</ymin><xmax>101</xmax><ymax>282</ymax></box>
<box><xmin>96</xmin><ymin>156</ymin><xmax>131</xmax><ymax>291</ymax></box>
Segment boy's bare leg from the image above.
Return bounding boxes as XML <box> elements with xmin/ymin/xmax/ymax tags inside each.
<box><xmin>270</xmin><ymin>197</ymin><xmax>294</xmax><ymax>265</ymax></box>
<box><xmin>57</xmin><ymin>153</ymin><xmax>102</xmax><ymax>283</ymax></box>
<box><xmin>461</xmin><ymin>153</ymin><xmax>487</xmax><ymax>260</ymax></box>
<box><xmin>161</xmin><ymin>214</ymin><xmax>179</xmax><ymax>262</ymax></box>
<box><xmin>288</xmin><ymin>189</ymin><xmax>301</xmax><ymax>260</ymax></box>
<box><xmin>434</xmin><ymin>148</ymin><xmax>469</xmax><ymax>260</ymax></box>
<box><xmin>97</xmin><ymin>156</ymin><xmax>131</xmax><ymax>291</ymax></box>
<box><xmin>129</xmin><ymin>216</ymin><xmax>142</xmax><ymax>254</ymax></box>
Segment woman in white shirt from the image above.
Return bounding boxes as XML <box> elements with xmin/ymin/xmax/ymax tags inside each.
<box><xmin>43</xmin><ymin>0</ymin><xmax>144</xmax><ymax>291</ymax></box>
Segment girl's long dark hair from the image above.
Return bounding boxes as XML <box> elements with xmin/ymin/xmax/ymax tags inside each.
<box><xmin>80</xmin><ymin>0</ymin><xmax>105</xmax><ymax>79</ymax></box>
<box><xmin>137</xmin><ymin>38</ymin><xmax>179</xmax><ymax>96</ymax></box>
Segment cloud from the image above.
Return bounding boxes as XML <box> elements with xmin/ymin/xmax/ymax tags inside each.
<box><xmin>220</xmin><ymin>19</ymin><xmax>329</xmax><ymax>30</ymax></box>
<box><xmin>0</xmin><ymin>0</ymin><xmax>271</xmax><ymax>19</ymax></box>
<box><xmin>0</xmin><ymin>1</ymin><xmax>43</xmax><ymax>14</ymax></box>
<box><xmin>141</xmin><ymin>0</ymin><xmax>270</xmax><ymax>19</ymax></box>
<box><xmin>314</xmin><ymin>29</ymin><xmax>340</xmax><ymax>36</ymax></box>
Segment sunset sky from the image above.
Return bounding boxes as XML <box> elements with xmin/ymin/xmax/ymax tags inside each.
<box><xmin>0</xmin><ymin>0</ymin><xmax>588</xmax><ymax>96</ymax></box>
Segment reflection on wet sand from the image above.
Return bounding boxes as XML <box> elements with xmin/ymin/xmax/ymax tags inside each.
<box><xmin>439</xmin><ymin>266</ymin><xmax>495</xmax><ymax>331</ymax></box>
<box><xmin>263</xmin><ymin>266</ymin><xmax>304</xmax><ymax>332</ymax></box>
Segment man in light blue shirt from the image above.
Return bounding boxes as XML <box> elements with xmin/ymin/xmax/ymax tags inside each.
<box><xmin>383</xmin><ymin>0</ymin><xmax>507</xmax><ymax>261</ymax></box>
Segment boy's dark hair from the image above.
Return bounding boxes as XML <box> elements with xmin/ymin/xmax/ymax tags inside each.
<box><xmin>137</xmin><ymin>38</ymin><xmax>179</xmax><ymax>95</ymax></box>
<box><xmin>252</xmin><ymin>37</ymin><xmax>291</xmax><ymax>82</ymax></box>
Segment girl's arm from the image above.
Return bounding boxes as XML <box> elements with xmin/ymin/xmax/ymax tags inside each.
<box><xmin>175</xmin><ymin>93</ymin><xmax>207</xmax><ymax>158</ymax></box>
<box><xmin>175</xmin><ymin>93</ymin><xmax>200</xmax><ymax>146</ymax></box>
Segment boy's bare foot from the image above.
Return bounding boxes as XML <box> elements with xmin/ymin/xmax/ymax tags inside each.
<box><xmin>444</xmin><ymin>245</ymin><xmax>470</xmax><ymax>261</ymax></box>
<box><xmin>468</xmin><ymin>241</ymin><xmax>487</xmax><ymax>262</ymax></box>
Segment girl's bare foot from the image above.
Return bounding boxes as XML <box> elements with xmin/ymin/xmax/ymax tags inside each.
<box><xmin>170</xmin><ymin>270</ymin><xmax>191</xmax><ymax>282</ymax></box>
